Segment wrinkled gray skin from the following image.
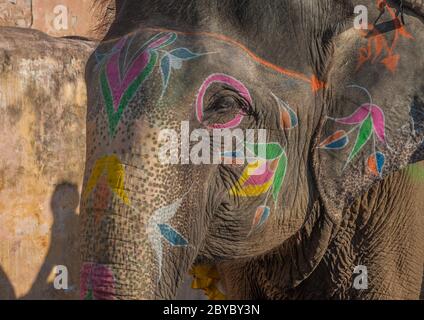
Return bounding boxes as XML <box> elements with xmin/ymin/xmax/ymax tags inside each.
<box><xmin>81</xmin><ymin>0</ymin><xmax>424</xmax><ymax>299</ymax></box>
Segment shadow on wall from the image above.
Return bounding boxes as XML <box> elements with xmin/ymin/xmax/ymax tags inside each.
<box><xmin>21</xmin><ymin>182</ymin><xmax>80</xmax><ymax>300</ymax></box>
<box><xmin>0</xmin><ymin>266</ymin><xmax>16</xmax><ymax>300</ymax></box>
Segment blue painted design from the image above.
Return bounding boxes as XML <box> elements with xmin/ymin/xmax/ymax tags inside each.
<box><xmin>271</xmin><ymin>92</ymin><xmax>298</xmax><ymax>130</ymax></box>
<box><xmin>158</xmin><ymin>224</ymin><xmax>188</xmax><ymax>246</ymax></box>
<box><xmin>160</xmin><ymin>54</ymin><xmax>171</xmax><ymax>97</ymax></box>
<box><xmin>158</xmin><ymin>47</ymin><xmax>207</xmax><ymax>98</ymax></box>
<box><xmin>95</xmin><ymin>52</ymin><xmax>107</xmax><ymax>63</ymax></box>
<box><xmin>289</xmin><ymin>109</ymin><xmax>299</xmax><ymax>128</ymax></box>
<box><xmin>170</xmin><ymin>48</ymin><xmax>202</xmax><ymax>60</ymax></box>
<box><xmin>325</xmin><ymin>136</ymin><xmax>349</xmax><ymax>150</ymax></box>
<box><xmin>221</xmin><ymin>151</ymin><xmax>244</xmax><ymax>158</ymax></box>
<box><xmin>258</xmin><ymin>207</ymin><xmax>271</xmax><ymax>228</ymax></box>
<box><xmin>147</xmin><ymin>197</ymin><xmax>187</xmax><ymax>280</ymax></box>
<box><xmin>376</xmin><ymin>151</ymin><xmax>385</xmax><ymax>174</ymax></box>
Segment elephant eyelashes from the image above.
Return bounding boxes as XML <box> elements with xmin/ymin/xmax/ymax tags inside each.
<box><xmin>203</xmin><ymin>88</ymin><xmax>257</xmax><ymax>125</ymax></box>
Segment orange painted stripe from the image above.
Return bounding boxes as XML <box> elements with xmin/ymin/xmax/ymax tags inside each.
<box><xmin>146</xmin><ymin>27</ymin><xmax>326</xmax><ymax>91</ymax></box>
<box><xmin>100</xmin><ymin>26</ymin><xmax>325</xmax><ymax>91</ymax></box>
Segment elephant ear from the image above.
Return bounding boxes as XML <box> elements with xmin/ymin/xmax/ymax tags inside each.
<box><xmin>313</xmin><ymin>20</ymin><xmax>424</xmax><ymax>222</ymax></box>
<box><xmin>314</xmin><ymin>84</ymin><xmax>424</xmax><ymax>223</ymax></box>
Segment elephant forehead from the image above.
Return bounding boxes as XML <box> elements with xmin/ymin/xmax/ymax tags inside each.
<box><xmin>88</xmin><ymin>28</ymin><xmax>315</xmax><ymax>102</ymax></box>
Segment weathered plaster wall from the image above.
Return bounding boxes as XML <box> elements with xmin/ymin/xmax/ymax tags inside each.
<box><xmin>0</xmin><ymin>0</ymin><xmax>32</xmax><ymax>28</ymax></box>
<box><xmin>0</xmin><ymin>27</ymin><xmax>95</xmax><ymax>299</ymax></box>
<box><xmin>0</xmin><ymin>0</ymin><xmax>110</xmax><ymax>39</ymax></box>
<box><xmin>31</xmin><ymin>0</ymin><xmax>104</xmax><ymax>39</ymax></box>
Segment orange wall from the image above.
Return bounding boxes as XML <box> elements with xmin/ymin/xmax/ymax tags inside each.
<box><xmin>32</xmin><ymin>0</ymin><xmax>97</xmax><ymax>38</ymax></box>
<box><xmin>0</xmin><ymin>0</ymin><xmax>108</xmax><ymax>39</ymax></box>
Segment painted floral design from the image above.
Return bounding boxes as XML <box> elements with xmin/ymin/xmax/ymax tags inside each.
<box><xmin>83</xmin><ymin>154</ymin><xmax>130</xmax><ymax>205</ymax></box>
<box><xmin>357</xmin><ymin>0</ymin><xmax>413</xmax><ymax>73</ymax></box>
<box><xmin>319</xmin><ymin>86</ymin><xmax>387</xmax><ymax>176</ymax></box>
<box><xmin>195</xmin><ymin>77</ymin><xmax>294</xmax><ymax>234</ymax></box>
<box><xmin>196</xmin><ymin>73</ymin><xmax>252</xmax><ymax>129</ymax></box>
<box><xmin>147</xmin><ymin>196</ymin><xmax>189</xmax><ymax>280</ymax></box>
<box><xmin>271</xmin><ymin>93</ymin><xmax>298</xmax><ymax>130</ymax></box>
<box><xmin>97</xmin><ymin>32</ymin><xmax>205</xmax><ymax>137</ymax></box>
<box><xmin>229</xmin><ymin>142</ymin><xmax>288</xmax><ymax>232</ymax></box>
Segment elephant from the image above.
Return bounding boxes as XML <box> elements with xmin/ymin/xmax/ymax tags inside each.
<box><xmin>80</xmin><ymin>0</ymin><xmax>424</xmax><ymax>300</ymax></box>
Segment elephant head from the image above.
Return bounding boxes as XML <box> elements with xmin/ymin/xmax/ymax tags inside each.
<box><xmin>80</xmin><ymin>0</ymin><xmax>424</xmax><ymax>299</ymax></box>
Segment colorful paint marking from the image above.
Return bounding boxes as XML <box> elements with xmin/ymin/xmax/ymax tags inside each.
<box><xmin>331</xmin><ymin>104</ymin><xmax>386</xmax><ymax>143</ymax></box>
<box><xmin>357</xmin><ymin>0</ymin><xmax>413</xmax><ymax>73</ymax></box>
<box><xmin>319</xmin><ymin>85</ymin><xmax>387</xmax><ymax>176</ymax></box>
<box><xmin>367</xmin><ymin>151</ymin><xmax>386</xmax><ymax>176</ymax></box>
<box><xmin>226</xmin><ymin>142</ymin><xmax>288</xmax><ymax>234</ymax></box>
<box><xmin>318</xmin><ymin>130</ymin><xmax>349</xmax><ymax>150</ymax></box>
<box><xmin>157</xmin><ymin>224</ymin><xmax>188</xmax><ymax>246</ymax></box>
<box><xmin>229</xmin><ymin>143</ymin><xmax>287</xmax><ymax>201</ymax></box>
<box><xmin>271</xmin><ymin>93</ymin><xmax>299</xmax><ymax>130</ymax></box>
<box><xmin>83</xmin><ymin>154</ymin><xmax>131</xmax><ymax>205</ymax></box>
<box><xmin>251</xmin><ymin>206</ymin><xmax>271</xmax><ymax>231</ymax></box>
<box><xmin>230</xmin><ymin>160</ymin><xmax>275</xmax><ymax>197</ymax></box>
<box><xmin>220</xmin><ymin>151</ymin><xmax>245</xmax><ymax>165</ymax></box>
<box><xmin>80</xmin><ymin>263</ymin><xmax>116</xmax><ymax>300</ymax></box>
<box><xmin>196</xmin><ymin>73</ymin><xmax>252</xmax><ymax>129</ymax></box>
<box><xmin>147</xmin><ymin>196</ymin><xmax>189</xmax><ymax>280</ymax></box>
<box><xmin>160</xmin><ymin>47</ymin><xmax>206</xmax><ymax>98</ymax></box>
<box><xmin>144</xmin><ymin>27</ymin><xmax>326</xmax><ymax>92</ymax></box>
<box><xmin>100</xmin><ymin>27</ymin><xmax>327</xmax><ymax>91</ymax></box>
<box><xmin>98</xmin><ymin>32</ymin><xmax>205</xmax><ymax>137</ymax></box>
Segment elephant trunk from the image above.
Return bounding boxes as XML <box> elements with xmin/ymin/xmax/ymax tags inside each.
<box><xmin>401</xmin><ymin>0</ymin><xmax>424</xmax><ymax>16</ymax></box>
<box><xmin>79</xmin><ymin>117</ymin><xmax>205</xmax><ymax>299</ymax></box>
<box><xmin>80</xmin><ymin>203</ymin><xmax>156</xmax><ymax>300</ymax></box>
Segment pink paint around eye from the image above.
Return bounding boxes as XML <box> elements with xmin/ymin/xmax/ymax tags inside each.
<box><xmin>196</xmin><ymin>73</ymin><xmax>252</xmax><ymax>129</ymax></box>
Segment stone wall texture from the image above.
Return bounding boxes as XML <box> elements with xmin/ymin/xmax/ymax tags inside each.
<box><xmin>0</xmin><ymin>0</ymin><xmax>108</xmax><ymax>39</ymax></box>
<box><xmin>0</xmin><ymin>27</ymin><xmax>95</xmax><ymax>299</ymax></box>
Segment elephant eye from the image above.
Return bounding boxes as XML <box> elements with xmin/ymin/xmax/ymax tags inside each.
<box><xmin>210</xmin><ymin>95</ymin><xmax>242</xmax><ymax>113</ymax></box>
<box><xmin>203</xmin><ymin>86</ymin><xmax>257</xmax><ymax>125</ymax></box>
